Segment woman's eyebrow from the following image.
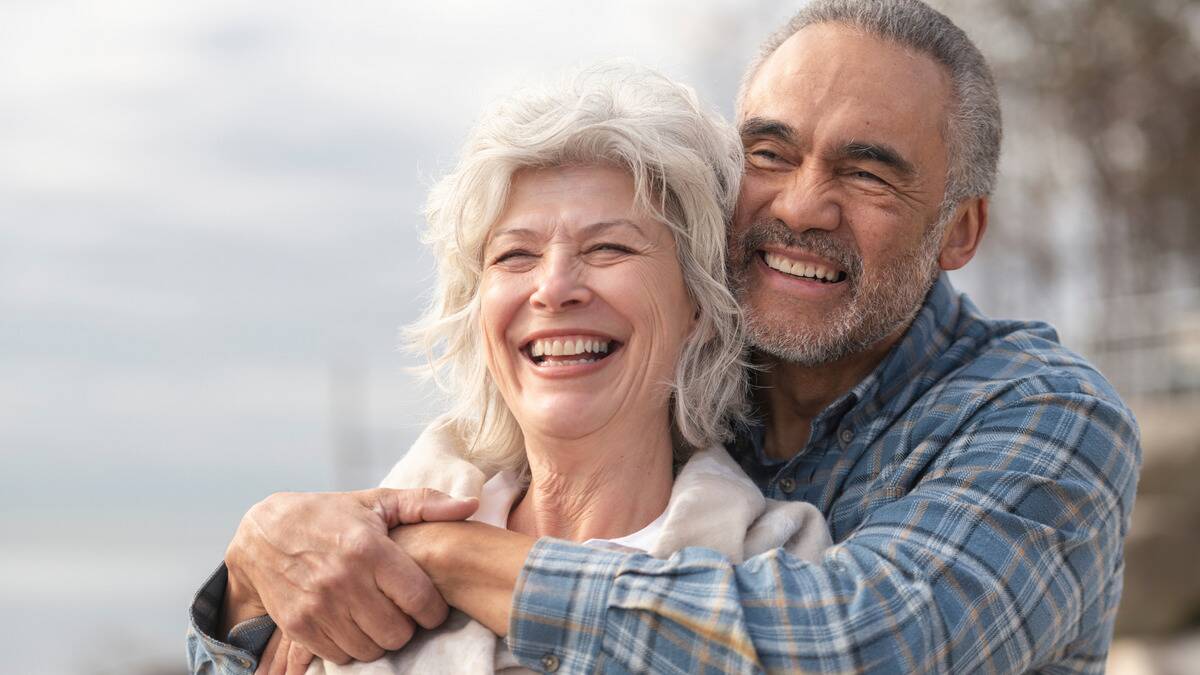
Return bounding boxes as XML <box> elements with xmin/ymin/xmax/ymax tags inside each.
<box><xmin>581</xmin><ymin>219</ymin><xmax>647</xmax><ymax>238</ymax></box>
<box><xmin>487</xmin><ymin>226</ymin><xmax>536</xmax><ymax>242</ymax></box>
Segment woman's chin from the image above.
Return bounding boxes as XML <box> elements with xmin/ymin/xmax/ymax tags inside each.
<box><xmin>514</xmin><ymin>398</ymin><xmax>619</xmax><ymax>441</ymax></box>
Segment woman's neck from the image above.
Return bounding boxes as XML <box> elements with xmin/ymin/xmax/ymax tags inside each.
<box><xmin>507</xmin><ymin>421</ymin><xmax>674</xmax><ymax>542</ymax></box>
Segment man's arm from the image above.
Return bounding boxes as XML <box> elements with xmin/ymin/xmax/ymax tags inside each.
<box><xmin>408</xmin><ymin>392</ymin><xmax>1139</xmax><ymax>673</ymax></box>
<box><xmin>186</xmin><ymin>487</ymin><xmax>478</xmax><ymax>674</ymax></box>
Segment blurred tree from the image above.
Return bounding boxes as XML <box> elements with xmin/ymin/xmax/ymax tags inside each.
<box><xmin>996</xmin><ymin>0</ymin><xmax>1199</xmax><ymax>294</ymax></box>
<box><xmin>946</xmin><ymin>0</ymin><xmax>1199</xmax><ymax>329</ymax></box>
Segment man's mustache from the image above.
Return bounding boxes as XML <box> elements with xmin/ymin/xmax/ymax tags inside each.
<box><xmin>733</xmin><ymin>220</ymin><xmax>863</xmax><ymax>281</ymax></box>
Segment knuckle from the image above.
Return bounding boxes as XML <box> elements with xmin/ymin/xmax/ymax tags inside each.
<box><xmin>278</xmin><ymin>614</ymin><xmax>312</xmax><ymax>641</ymax></box>
<box><xmin>309</xmin><ymin>565</ymin><xmax>349</xmax><ymax>596</ymax></box>
<box><xmin>404</xmin><ymin>580</ymin><xmax>438</xmax><ymax>609</ymax></box>
<box><xmin>417</xmin><ymin>487</ymin><xmax>438</xmax><ymax>501</ymax></box>
<box><xmin>359</xmin><ymin>644</ymin><xmax>386</xmax><ymax>662</ymax></box>
<box><xmin>282</xmin><ymin>600</ymin><xmax>322</xmax><ymax>632</ymax></box>
<box><xmin>380</xmin><ymin>622</ymin><xmax>415</xmax><ymax>650</ymax></box>
<box><xmin>297</xmin><ymin>595</ymin><xmax>327</xmax><ymax>620</ymax></box>
<box><xmin>342</xmin><ymin>528</ymin><xmax>378</xmax><ymax>560</ymax></box>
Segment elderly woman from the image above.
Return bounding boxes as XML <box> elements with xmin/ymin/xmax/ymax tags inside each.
<box><xmin>226</xmin><ymin>63</ymin><xmax>831</xmax><ymax>675</ymax></box>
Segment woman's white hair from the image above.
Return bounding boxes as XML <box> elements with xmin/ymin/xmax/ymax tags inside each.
<box><xmin>406</xmin><ymin>61</ymin><xmax>748</xmax><ymax>474</ymax></box>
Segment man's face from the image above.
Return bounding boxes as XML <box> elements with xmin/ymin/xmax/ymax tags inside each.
<box><xmin>730</xmin><ymin>23</ymin><xmax>954</xmax><ymax>366</ymax></box>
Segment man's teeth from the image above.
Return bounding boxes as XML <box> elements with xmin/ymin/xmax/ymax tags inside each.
<box><xmin>763</xmin><ymin>253</ymin><xmax>841</xmax><ymax>282</ymax></box>
<box><xmin>529</xmin><ymin>337</ymin><xmax>611</xmax><ymax>358</ymax></box>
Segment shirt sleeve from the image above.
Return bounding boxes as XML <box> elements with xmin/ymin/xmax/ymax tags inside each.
<box><xmin>506</xmin><ymin>392</ymin><xmax>1140</xmax><ymax>674</ymax></box>
<box><xmin>186</xmin><ymin>563</ymin><xmax>278</xmax><ymax>675</ymax></box>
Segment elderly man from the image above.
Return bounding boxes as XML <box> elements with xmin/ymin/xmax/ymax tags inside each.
<box><xmin>189</xmin><ymin>1</ymin><xmax>1140</xmax><ymax>673</ymax></box>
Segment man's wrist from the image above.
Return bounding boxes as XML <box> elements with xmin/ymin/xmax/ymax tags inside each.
<box><xmin>220</xmin><ymin>559</ymin><xmax>267</xmax><ymax>637</ymax></box>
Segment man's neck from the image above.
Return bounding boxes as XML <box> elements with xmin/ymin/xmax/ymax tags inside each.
<box><xmin>757</xmin><ymin>333</ymin><xmax>900</xmax><ymax>462</ymax></box>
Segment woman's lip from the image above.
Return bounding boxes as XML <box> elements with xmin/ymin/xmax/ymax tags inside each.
<box><xmin>519</xmin><ymin>329</ymin><xmax>618</xmax><ymax>346</ymax></box>
<box><xmin>521</xmin><ymin>342</ymin><xmax>622</xmax><ymax>377</ymax></box>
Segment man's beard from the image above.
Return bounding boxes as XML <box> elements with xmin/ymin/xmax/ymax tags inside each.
<box><xmin>728</xmin><ymin>219</ymin><xmax>944</xmax><ymax>367</ymax></box>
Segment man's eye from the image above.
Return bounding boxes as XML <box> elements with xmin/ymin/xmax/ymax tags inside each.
<box><xmin>850</xmin><ymin>170</ymin><xmax>886</xmax><ymax>184</ymax></box>
<box><xmin>748</xmin><ymin>149</ymin><xmax>784</xmax><ymax>164</ymax></box>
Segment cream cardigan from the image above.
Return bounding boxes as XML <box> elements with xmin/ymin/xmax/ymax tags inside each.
<box><xmin>307</xmin><ymin>422</ymin><xmax>832</xmax><ymax>674</ymax></box>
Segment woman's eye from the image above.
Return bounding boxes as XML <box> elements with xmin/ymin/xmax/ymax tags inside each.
<box><xmin>587</xmin><ymin>243</ymin><xmax>634</xmax><ymax>255</ymax></box>
<box><xmin>492</xmin><ymin>250</ymin><xmax>534</xmax><ymax>264</ymax></box>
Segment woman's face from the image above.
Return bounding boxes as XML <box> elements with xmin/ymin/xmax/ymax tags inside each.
<box><xmin>479</xmin><ymin>164</ymin><xmax>696</xmax><ymax>443</ymax></box>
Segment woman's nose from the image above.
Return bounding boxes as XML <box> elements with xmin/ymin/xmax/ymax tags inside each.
<box><xmin>529</xmin><ymin>254</ymin><xmax>592</xmax><ymax>311</ymax></box>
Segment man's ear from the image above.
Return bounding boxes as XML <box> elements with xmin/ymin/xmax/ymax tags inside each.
<box><xmin>938</xmin><ymin>197</ymin><xmax>988</xmax><ymax>271</ymax></box>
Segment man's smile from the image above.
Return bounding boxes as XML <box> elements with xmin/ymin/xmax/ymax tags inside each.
<box><xmin>761</xmin><ymin>250</ymin><xmax>847</xmax><ymax>284</ymax></box>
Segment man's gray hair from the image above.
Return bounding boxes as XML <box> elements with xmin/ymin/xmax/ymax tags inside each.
<box><xmin>407</xmin><ymin>61</ymin><xmax>749</xmax><ymax>473</ymax></box>
<box><xmin>738</xmin><ymin>0</ymin><xmax>1002</xmax><ymax>209</ymax></box>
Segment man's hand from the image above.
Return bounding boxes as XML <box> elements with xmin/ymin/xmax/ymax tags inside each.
<box><xmin>223</xmin><ymin>487</ymin><xmax>477</xmax><ymax>665</ymax></box>
<box><xmin>256</xmin><ymin>629</ymin><xmax>317</xmax><ymax>675</ymax></box>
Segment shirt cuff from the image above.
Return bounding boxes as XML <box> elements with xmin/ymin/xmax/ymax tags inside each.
<box><xmin>506</xmin><ymin>538</ymin><xmax>628</xmax><ymax>673</ymax></box>
<box><xmin>188</xmin><ymin>563</ymin><xmax>277</xmax><ymax>668</ymax></box>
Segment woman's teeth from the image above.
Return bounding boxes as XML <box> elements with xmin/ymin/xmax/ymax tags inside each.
<box><xmin>763</xmin><ymin>253</ymin><xmax>844</xmax><ymax>283</ymax></box>
<box><xmin>527</xmin><ymin>337</ymin><xmax>614</xmax><ymax>367</ymax></box>
<box><xmin>529</xmin><ymin>337</ymin><xmax>610</xmax><ymax>358</ymax></box>
<box><xmin>538</xmin><ymin>357</ymin><xmax>599</xmax><ymax>368</ymax></box>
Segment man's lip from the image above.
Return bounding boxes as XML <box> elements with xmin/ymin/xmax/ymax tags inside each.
<box><xmin>754</xmin><ymin>253</ymin><xmax>850</xmax><ymax>294</ymax></box>
<box><xmin>758</xmin><ymin>246</ymin><xmax>847</xmax><ymax>275</ymax></box>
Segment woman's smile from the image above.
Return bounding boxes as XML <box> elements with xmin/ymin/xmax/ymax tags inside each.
<box><xmin>479</xmin><ymin>164</ymin><xmax>696</xmax><ymax>439</ymax></box>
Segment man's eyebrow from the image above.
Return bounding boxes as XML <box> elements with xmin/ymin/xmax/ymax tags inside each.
<box><xmin>837</xmin><ymin>141</ymin><xmax>917</xmax><ymax>177</ymax></box>
<box><xmin>739</xmin><ymin>116</ymin><xmax>796</xmax><ymax>143</ymax></box>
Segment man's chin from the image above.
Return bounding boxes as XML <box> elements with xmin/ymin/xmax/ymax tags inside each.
<box><xmin>745</xmin><ymin>317</ymin><xmax>857</xmax><ymax>367</ymax></box>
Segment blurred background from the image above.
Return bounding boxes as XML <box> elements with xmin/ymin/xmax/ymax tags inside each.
<box><xmin>1</xmin><ymin>1</ymin><xmax>1196</xmax><ymax>673</ymax></box>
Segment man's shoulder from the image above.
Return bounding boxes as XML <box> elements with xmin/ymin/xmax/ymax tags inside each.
<box><xmin>883</xmin><ymin>306</ymin><xmax>1141</xmax><ymax>475</ymax></box>
<box><xmin>938</xmin><ymin>311</ymin><xmax>1128</xmax><ymax>413</ymax></box>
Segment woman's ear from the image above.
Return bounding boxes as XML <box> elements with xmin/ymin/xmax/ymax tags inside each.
<box><xmin>938</xmin><ymin>197</ymin><xmax>989</xmax><ymax>271</ymax></box>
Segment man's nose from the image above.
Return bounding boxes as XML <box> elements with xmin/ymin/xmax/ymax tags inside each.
<box><xmin>769</xmin><ymin>166</ymin><xmax>840</xmax><ymax>232</ymax></box>
<box><xmin>529</xmin><ymin>254</ymin><xmax>592</xmax><ymax>311</ymax></box>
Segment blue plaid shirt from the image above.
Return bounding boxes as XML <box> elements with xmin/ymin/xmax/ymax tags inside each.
<box><xmin>187</xmin><ymin>274</ymin><xmax>1140</xmax><ymax>674</ymax></box>
<box><xmin>505</xmin><ymin>274</ymin><xmax>1140</xmax><ymax>674</ymax></box>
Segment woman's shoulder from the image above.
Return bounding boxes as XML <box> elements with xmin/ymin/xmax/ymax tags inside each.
<box><xmin>652</xmin><ymin>445</ymin><xmax>831</xmax><ymax>563</ymax></box>
<box><xmin>378</xmin><ymin>416</ymin><xmax>491</xmax><ymax>499</ymax></box>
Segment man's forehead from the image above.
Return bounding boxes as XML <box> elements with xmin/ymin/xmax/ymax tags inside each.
<box><xmin>740</xmin><ymin>23</ymin><xmax>951</xmax><ymax>121</ymax></box>
<box><xmin>739</xmin><ymin>22</ymin><xmax>951</xmax><ymax>157</ymax></box>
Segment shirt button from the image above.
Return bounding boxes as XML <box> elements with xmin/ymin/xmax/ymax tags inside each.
<box><xmin>779</xmin><ymin>477</ymin><xmax>796</xmax><ymax>494</ymax></box>
<box><xmin>236</xmin><ymin>657</ymin><xmax>252</xmax><ymax>669</ymax></box>
<box><xmin>540</xmin><ymin>653</ymin><xmax>561</xmax><ymax>672</ymax></box>
<box><xmin>839</xmin><ymin>428</ymin><xmax>855</xmax><ymax>445</ymax></box>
